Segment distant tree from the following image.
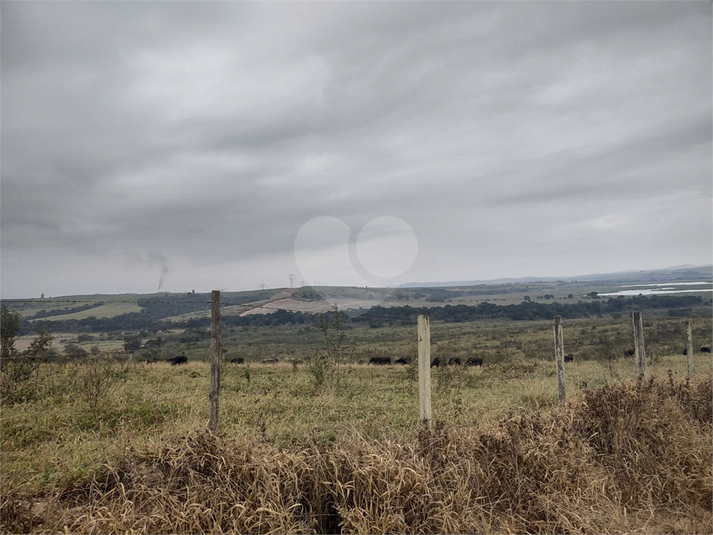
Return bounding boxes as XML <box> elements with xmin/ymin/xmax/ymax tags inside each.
<box><xmin>1</xmin><ymin>306</ymin><xmax>20</xmax><ymax>359</ymax></box>
<box><xmin>123</xmin><ymin>336</ymin><xmax>142</xmax><ymax>352</ymax></box>
<box><xmin>568</xmin><ymin>294</ymin><xmax>574</xmax><ymax>299</ymax></box>
<box><xmin>64</xmin><ymin>343</ymin><xmax>88</xmax><ymax>358</ymax></box>
<box><xmin>1</xmin><ymin>313</ymin><xmax>53</xmax><ymax>404</ymax></box>
<box><xmin>26</xmin><ymin>328</ymin><xmax>53</xmax><ymax>358</ymax></box>
<box><xmin>143</xmin><ymin>336</ymin><xmax>163</xmax><ymax>349</ymax></box>
<box><xmin>523</xmin><ymin>296</ymin><xmax>531</xmax><ymax>302</ymax></box>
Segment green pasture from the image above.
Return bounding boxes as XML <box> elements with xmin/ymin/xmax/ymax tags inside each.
<box><xmin>31</xmin><ymin>302</ymin><xmax>142</xmax><ymax>321</ymax></box>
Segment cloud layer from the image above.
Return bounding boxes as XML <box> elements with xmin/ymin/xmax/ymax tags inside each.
<box><xmin>1</xmin><ymin>2</ymin><xmax>711</xmax><ymax>298</ymax></box>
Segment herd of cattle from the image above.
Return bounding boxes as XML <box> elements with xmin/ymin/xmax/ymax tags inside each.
<box><xmin>365</xmin><ymin>356</ymin><xmax>485</xmax><ymax>367</ymax></box>
<box><xmin>165</xmin><ymin>346</ymin><xmax>711</xmax><ymax>367</ymax></box>
<box><xmin>684</xmin><ymin>346</ymin><xmax>711</xmax><ymax>355</ymax></box>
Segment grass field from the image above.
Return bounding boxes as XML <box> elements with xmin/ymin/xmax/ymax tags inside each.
<box><xmin>2</xmin><ymin>307</ymin><xmax>712</xmax><ymax>534</ymax></box>
<box><xmin>2</xmin><ymin>341</ymin><xmax>711</xmax><ymax>533</ymax></box>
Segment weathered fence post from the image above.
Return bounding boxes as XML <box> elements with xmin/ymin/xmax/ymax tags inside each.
<box><xmin>553</xmin><ymin>315</ymin><xmax>566</xmax><ymax>403</ymax></box>
<box><xmin>209</xmin><ymin>290</ymin><xmax>221</xmax><ymax>433</ymax></box>
<box><xmin>686</xmin><ymin>320</ymin><xmax>694</xmax><ymax>379</ymax></box>
<box><xmin>417</xmin><ymin>315</ymin><xmax>432</xmax><ymax>429</ymax></box>
<box><xmin>632</xmin><ymin>311</ymin><xmax>646</xmax><ymax>378</ymax></box>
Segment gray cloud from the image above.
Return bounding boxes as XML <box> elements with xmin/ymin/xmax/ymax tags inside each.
<box><xmin>1</xmin><ymin>1</ymin><xmax>710</xmax><ymax>298</ymax></box>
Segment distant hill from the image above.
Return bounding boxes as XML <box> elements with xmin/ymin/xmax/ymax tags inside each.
<box><xmin>400</xmin><ymin>265</ymin><xmax>713</xmax><ymax>288</ymax></box>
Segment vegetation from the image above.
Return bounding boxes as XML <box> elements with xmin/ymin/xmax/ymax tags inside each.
<box><xmin>1</xmin><ymin>360</ymin><xmax>710</xmax><ymax>534</ymax></box>
<box><xmin>1</xmin><ymin>306</ymin><xmax>54</xmax><ymax>404</ymax></box>
<box><xmin>3</xmin><ymin>292</ymin><xmax>708</xmax><ymax>336</ymax></box>
<box><xmin>1</xmin><ymin>284</ymin><xmax>711</xmax><ymax>533</ymax></box>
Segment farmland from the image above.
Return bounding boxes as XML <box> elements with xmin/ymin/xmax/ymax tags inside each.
<box><xmin>1</xmin><ymin>277</ymin><xmax>712</xmax><ymax>534</ymax></box>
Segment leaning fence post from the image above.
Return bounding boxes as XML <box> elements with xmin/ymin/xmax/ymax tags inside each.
<box><xmin>553</xmin><ymin>315</ymin><xmax>566</xmax><ymax>403</ymax></box>
<box><xmin>686</xmin><ymin>320</ymin><xmax>694</xmax><ymax>379</ymax></box>
<box><xmin>632</xmin><ymin>311</ymin><xmax>646</xmax><ymax>378</ymax></box>
<box><xmin>417</xmin><ymin>315</ymin><xmax>432</xmax><ymax>429</ymax></box>
<box><xmin>209</xmin><ymin>290</ymin><xmax>221</xmax><ymax>433</ymax></box>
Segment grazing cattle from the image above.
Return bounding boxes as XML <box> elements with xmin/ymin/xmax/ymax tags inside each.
<box><xmin>262</xmin><ymin>358</ymin><xmax>279</xmax><ymax>364</ymax></box>
<box><xmin>465</xmin><ymin>357</ymin><xmax>483</xmax><ymax>367</ymax></box>
<box><xmin>230</xmin><ymin>357</ymin><xmax>245</xmax><ymax>364</ymax></box>
<box><xmin>701</xmin><ymin>346</ymin><xmax>711</xmax><ymax>353</ymax></box>
<box><xmin>624</xmin><ymin>348</ymin><xmax>635</xmax><ymax>356</ymax></box>
<box><xmin>564</xmin><ymin>354</ymin><xmax>574</xmax><ymax>363</ymax></box>
<box><xmin>395</xmin><ymin>357</ymin><xmax>411</xmax><ymax>365</ymax></box>
<box><xmin>168</xmin><ymin>355</ymin><xmax>188</xmax><ymax>366</ymax></box>
<box><xmin>430</xmin><ymin>357</ymin><xmax>443</xmax><ymax>368</ymax></box>
<box><xmin>448</xmin><ymin>357</ymin><xmax>462</xmax><ymax>366</ymax></box>
<box><xmin>369</xmin><ymin>356</ymin><xmax>391</xmax><ymax>365</ymax></box>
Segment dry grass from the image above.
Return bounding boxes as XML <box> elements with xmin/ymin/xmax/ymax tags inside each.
<box><xmin>2</xmin><ymin>374</ymin><xmax>710</xmax><ymax>534</ymax></box>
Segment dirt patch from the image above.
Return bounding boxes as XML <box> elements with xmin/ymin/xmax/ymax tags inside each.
<box><xmin>240</xmin><ymin>298</ymin><xmax>383</xmax><ymax>316</ymax></box>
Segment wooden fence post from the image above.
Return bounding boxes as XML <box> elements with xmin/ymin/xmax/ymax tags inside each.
<box><xmin>686</xmin><ymin>320</ymin><xmax>694</xmax><ymax>379</ymax></box>
<box><xmin>209</xmin><ymin>290</ymin><xmax>221</xmax><ymax>433</ymax></box>
<box><xmin>553</xmin><ymin>315</ymin><xmax>566</xmax><ymax>403</ymax></box>
<box><xmin>417</xmin><ymin>315</ymin><xmax>432</xmax><ymax>429</ymax></box>
<box><xmin>632</xmin><ymin>312</ymin><xmax>646</xmax><ymax>378</ymax></box>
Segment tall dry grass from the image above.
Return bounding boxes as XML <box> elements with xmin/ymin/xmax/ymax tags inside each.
<box><xmin>2</xmin><ymin>374</ymin><xmax>710</xmax><ymax>534</ymax></box>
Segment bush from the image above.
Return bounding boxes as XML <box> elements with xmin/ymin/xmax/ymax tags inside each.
<box><xmin>76</xmin><ymin>354</ymin><xmax>130</xmax><ymax>413</ymax></box>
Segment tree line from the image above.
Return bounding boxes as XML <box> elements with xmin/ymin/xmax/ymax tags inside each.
<box><xmin>5</xmin><ymin>294</ymin><xmax>707</xmax><ymax>335</ymax></box>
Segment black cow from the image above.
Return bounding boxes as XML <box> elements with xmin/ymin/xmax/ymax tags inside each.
<box><xmin>624</xmin><ymin>348</ymin><xmax>635</xmax><ymax>356</ymax></box>
<box><xmin>369</xmin><ymin>356</ymin><xmax>391</xmax><ymax>365</ymax></box>
<box><xmin>430</xmin><ymin>357</ymin><xmax>443</xmax><ymax>368</ymax></box>
<box><xmin>465</xmin><ymin>357</ymin><xmax>483</xmax><ymax>367</ymax></box>
<box><xmin>230</xmin><ymin>357</ymin><xmax>245</xmax><ymax>364</ymax></box>
<box><xmin>395</xmin><ymin>357</ymin><xmax>411</xmax><ymax>365</ymax></box>
<box><xmin>701</xmin><ymin>346</ymin><xmax>711</xmax><ymax>353</ymax></box>
<box><xmin>168</xmin><ymin>355</ymin><xmax>188</xmax><ymax>366</ymax></box>
<box><xmin>448</xmin><ymin>357</ymin><xmax>462</xmax><ymax>365</ymax></box>
<box><xmin>564</xmin><ymin>354</ymin><xmax>574</xmax><ymax>363</ymax></box>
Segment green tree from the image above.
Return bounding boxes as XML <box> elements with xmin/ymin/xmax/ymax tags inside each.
<box><xmin>123</xmin><ymin>336</ymin><xmax>142</xmax><ymax>352</ymax></box>
<box><xmin>308</xmin><ymin>306</ymin><xmax>354</xmax><ymax>388</ymax></box>
<box><xmin>26</xmin><ymin>328</ymin><xmax>53</xmax><ymax>358</ymax></box>
<box><xmin>1</xmin><ymin>305</ymin><xmax>20</xmax><ymax>359</ymax></box>
<box><xmin>64</xmin><ymin>343</ymin><xmax>88</xmax><ymax>359</ymax></box>
<box><xmin>1</xmin><ymin>308</ymin><xmax>53</xmax><ymax>404</ymax></box>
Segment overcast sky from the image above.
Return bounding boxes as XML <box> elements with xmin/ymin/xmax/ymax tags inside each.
<box><xmin>1</xmin><ymin>1</ymin><xmax>711</xmax><ymax>299</ymax></box>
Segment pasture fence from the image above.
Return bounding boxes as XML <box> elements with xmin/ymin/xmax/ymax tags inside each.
<box><xmin>209</xmin><ymin>290</ymin><xmax>221</xmax><ymax>433</ymax></box>
<box><xmin>632</xmin><ymin>312</ymin><xmax>647</xmax><ymax>378</ymax></box>
<box><xmin>686</xmin><ymin>320</ymin><xmax>694</xmax><ymax>379</ymax></box>
<box><xmin>553</xmin><ymin>315</ymin><xmax>566</xmax><ymax>403</ymax></box>
<box><xmin>417</xmin><ymin>315</ymin><xmax>432</xmax><ymax>429</ymax></box>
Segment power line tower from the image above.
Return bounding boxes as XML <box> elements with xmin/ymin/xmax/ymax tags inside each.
<box><xmin>288</xmin><ymin>274</ymin><xmax>294</xmax><ymax>288</ymax></box>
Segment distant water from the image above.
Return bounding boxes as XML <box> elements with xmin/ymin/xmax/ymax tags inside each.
<box><xmin>623</xmin><ymin>282</ymin><xmax>711</xmax><ymax>287</ymax></box>
<box><xmin>599</xmin><ymin>284</ymin><xmax>713</xmax><ymax>297</ymax></box>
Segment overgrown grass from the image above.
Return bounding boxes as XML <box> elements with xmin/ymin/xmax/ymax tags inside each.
<box><xmin>2</xmin><ymin>312</ymin><xmax>711</xmax><ymax>533</ymax></box>
<box><xmin>2</xmin><ymin>373</ymin><xmax>710</xmax><ymax>534</ymax></box>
